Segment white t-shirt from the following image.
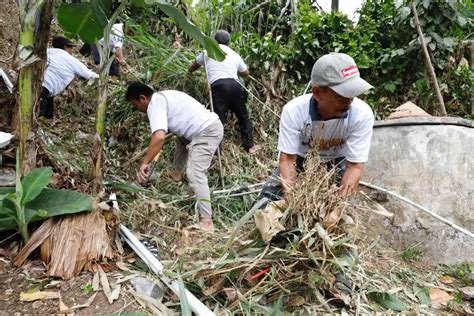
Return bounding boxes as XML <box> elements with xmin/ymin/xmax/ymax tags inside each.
<box><xmin>42</xmin><ymin>48</ymin><xmax>98</xmax><ymax>96</ymax></box>
<box><xmin>99</xmin><ymin>23</ymin><xmax>124</xmax><ymax>53</ymax></box>
<box><xmin>147</xmin><ymin>90</ymin><xmax>219</xmax><ymax>140</ymax></box>
<box><xmin>277</xmin><ymin>94</ymin><xmax>374</xmax><ymax>163</ymax></box>
<box><xmin>195</xmin><ymin>44</ymin><xmax>247</xmax><ymax>85</ymax></box>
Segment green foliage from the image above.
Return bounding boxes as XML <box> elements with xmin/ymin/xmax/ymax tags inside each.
<box><xmin>58</xmin><ymin>0</ymin><xmax>225</xmax><ymax>61</ymax></box>
<box><xmin>58</xmin><ymin>2</ymin><xmax>107</xmax><ymax>43</ymax></box>
<box><xmin>0</xmin><ymin>152</ymin><xmax>93</xmax><ymax>241</ymax></box>
<box><xmin>413</xmin><ymin>286</ymin><xmax>431</xmax><ymax>304</ymax></box>
<box><xmin>368</xmin><ymin>291</ymin><xmax>408</xmax><ymax>311</ymax></box>
<box><xmin>401</xmin><ymin>245</ymin><xmax>424</xmax><ymax>261</ymax></box>
<box><xmin>445</xmin><ymin>262</ymin><xmax>474</xmax><ymax>285</ymax></box>
<box><xmin>81</xmin><ymin>283</ymin><xmax>93</xmax><ymax>295</ymax></box>
<box><xmin>178</xmin><ymin>274</ymin><xmax>191</xmax><ymax>316</ymax></box>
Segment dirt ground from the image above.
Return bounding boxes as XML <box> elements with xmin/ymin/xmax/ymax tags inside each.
<box><xmin>0</xmin><ymin>257</ymin><xmax>147</xmax><ymax>315</ymax></box>
<box><xmin>0</xmin><ymin>1</ymin><xmax>18</xmax><ymax>128</ymax></box>
<box><xmin>0</xmin><ymin>2</ymin><xmax>18</xmax><ymax>67</ymax></box>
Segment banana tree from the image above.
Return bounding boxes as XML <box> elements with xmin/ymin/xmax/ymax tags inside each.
<box><xmin>16</xmin><ymin>0</ymin><xmax>53</xmax><ymax>174</ymax></box>
<box><xmin>0</xmin><ymin>153</ymin><xmax>92</xmax><ymax>242</ymax></box>
<box><xmin>58</xmin><ymin>0</ymin><xmax>225</xmax><ymax>193</ymax></box>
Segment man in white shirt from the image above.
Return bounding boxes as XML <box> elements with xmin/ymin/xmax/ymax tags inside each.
<box><xmin>125</xmin><ymin>82</ymin><xmax>224</xmax><ymax>232</ymax></box>
<box><xmin>40</xmin><ymin>36</ymin><xmax>99</xmax><ymax>119</ymax></box>
<box><xmin>189</xmin><ymin>30</ymin><xmax>260</xmax><ymax>154</ymax></box>
<box><xmin>80</xmin><ymin>20</ymin><xmax>126</xmax><ymax>77</ymax></box>
<box><xmin>259</xmin><ymin>53</ymin><xmax>375</xmax><ymax>204</ymax></box>
<box><xmin>91</xmin><ymin>20</ymin><xmax>126</xmax><ymax>77</ymax></box>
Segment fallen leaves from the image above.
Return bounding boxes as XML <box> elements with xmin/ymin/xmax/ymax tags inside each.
<box><xmin>429</xmin><ymin>288</ymin><xmax>452</xmax><ymax>308</ymax></box>
<box><xmin>254</xmin><ymin>200</ymin><xmax>286</xmax><ymax>242</ymax></box>
<box><xmin>20</xmin><ymin>291</ymin><xmax>60</xmax><ymax>301</ymax></box>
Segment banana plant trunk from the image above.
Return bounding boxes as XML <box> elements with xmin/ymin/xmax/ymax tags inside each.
<box><xmin>92</xmin><ymin>71</ymin><xmax>108</xmax><ymax>193</ymax></box>
<box><xmin>16</xmin><ymin>0</ymin><xmax>53</xmax><ymax>174</ymax></box>
<box><xmin>91</xmin><ymin>0</ymin><xmax>128</xmax><ymax>193</ymax></box>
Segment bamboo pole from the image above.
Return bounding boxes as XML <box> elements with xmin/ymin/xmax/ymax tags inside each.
<box><xmin>202</xmin><ymin>55</ymin><xmax>225</xmax><ymax>188</ymax></box>
<box><xmin>411</xmin><ymin>1</ymin><xmax>447</xmax><ymax>116</ymax></box>
<box><xmin>359</xmin><ymin>180</ymin><xmax>474</xmax><ymax>238</ymax></box>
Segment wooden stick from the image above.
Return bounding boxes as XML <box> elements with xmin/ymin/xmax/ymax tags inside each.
<box><xmin>359</xmin><ymin>180</ymin><xmax>474</xmax><ymax>238</ymax></box>
<box><xmin>203</xmin><ymin>55</ymin><xmax>225</xmax><ymax>188</ymax></box>
<box><xmin>411</xmin><ymin>1</ymin><xmax>447</xmax><ymax>116</ymax></box>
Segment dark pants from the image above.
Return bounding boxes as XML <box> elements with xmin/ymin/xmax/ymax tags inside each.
<box><xmin>211</xmin><ymin>78</ymin><xmax>254</xmax><ymax>151</ymax></box>
<box><xmin>90</xmin><ymin>44</ymin><xmax>120</xmax><ymax>77</ymax></box>
<box><xmin>39</xmin><ymin>87</ymin><xmax>54</xmax><ymax>119</ymax></box>
<box><xmin>258</xmin><ymin>156</ymin><xmax>346</xmax><ymax>207</ymax></box>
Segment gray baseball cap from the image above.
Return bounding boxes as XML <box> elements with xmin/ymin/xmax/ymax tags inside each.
<box><xmin>311</xmin><ymin>53</ymin><xmax>373</xmax><ymax>98</ymax></box>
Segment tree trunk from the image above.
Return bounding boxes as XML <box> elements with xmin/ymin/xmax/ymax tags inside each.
<box><xmin>16</xmin><ymin>0</ymin><xmax>53</xmax><ymax>174</ymax></box>
<box><xmin>331</xmin><ymin>0</ymin><xmax>339</xmax><ymax>12</ymax></box>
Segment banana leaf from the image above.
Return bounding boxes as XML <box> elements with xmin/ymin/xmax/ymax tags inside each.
<box><xmin>0</xmin><ymin>188</ymin><xmax>92</xmax><ymax>232</ymax></box>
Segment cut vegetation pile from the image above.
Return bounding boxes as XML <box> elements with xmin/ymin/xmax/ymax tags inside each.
<box><xmin>146</xmin><ymin>147</ymin><xmax>388</xmax><ymax>313</ymax></box>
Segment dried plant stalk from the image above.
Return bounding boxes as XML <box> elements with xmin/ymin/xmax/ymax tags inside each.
<box><xmin>14</xmin><ymin>211</ymin><xmax>115</xmax><ymax>279</ymax></box>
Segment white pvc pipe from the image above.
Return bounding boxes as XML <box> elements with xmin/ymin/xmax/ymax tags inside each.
<box><xmin>119</xmin><ymin>225</ymin><xmax>215</xmax><ymax>316</ymax></box>
<box><xmin>110</xmin><ymin>194</ymin><xmax>214</xmax><ymax>316</ymax></box>
<box><xmin>0</xmin><ymin>68</ymin><xmax>13</xmax><ymax>93</ymax></box>
<box><xmin>359</xmin><ymin>181</ymin><xmax>474</xmax><ymax>238</ymax></box>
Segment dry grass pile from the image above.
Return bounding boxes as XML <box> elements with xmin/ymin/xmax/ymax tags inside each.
<box><xmin>154</xmin><ymin>147</ymin><xmax>364</xmax><ymax>313</ymax></box>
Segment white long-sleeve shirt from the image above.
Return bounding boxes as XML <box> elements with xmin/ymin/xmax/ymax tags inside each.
<box><xmin>42</xmin><ymin>48</ymin><xmax>98</xmax><ymax>96</ymax></box>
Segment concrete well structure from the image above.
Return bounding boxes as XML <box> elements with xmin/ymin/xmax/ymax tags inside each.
<box><xmin>362</xmin><ymin>117</ymin><xmax>473</xmax><ymax>264</ymax></box>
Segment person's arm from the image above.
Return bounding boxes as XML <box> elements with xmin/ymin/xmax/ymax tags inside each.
<box><xmin>188</xmin><ymin>61</ymin><xmax>201</xmax><ymax>74</ymax></box>
<box><xmin>73</xmin><ymin>58</ymin><xmax>99</xmax><ymax>80</ymax></box>
<box><xmin>138</xmin><ymin>130</ymin><xmax>166</xmax><ymax>183</ymax></box>
<box><xmin>115</xmin><ymin>47</ymin><xmax>126</xmax><ymax>65</ymax></box>
<box><xmin>279</xmin><ymin>152</ymin><xmax>297</xmax><ymax>195</ymax></box>
<box><xmin>339</xmin><ymin>161</ymin><xmax>365</xmax><ymax>197</ymax></box>
<box><xmin>239</xmin><ymin>69</ymin><xmax>249</xmax><ymax>77</ymax></box>
<box><xmin>236</xmin><ymin>53</ymin><xmax>249</xmax><ymax>77</ymax></box>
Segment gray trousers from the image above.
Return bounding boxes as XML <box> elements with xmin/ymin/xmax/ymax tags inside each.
<box><xmin>173</xmin><ymin>120</ymin><xmax>223</xmax><ymax>218</ymax></box>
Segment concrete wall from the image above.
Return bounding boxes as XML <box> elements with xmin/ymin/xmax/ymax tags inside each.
<box><xmin>362</xmin><ymin>117</ymin><xmax>474</xmax><ymax>264</ymax></box>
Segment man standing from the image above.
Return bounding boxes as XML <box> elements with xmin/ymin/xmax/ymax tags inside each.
<box><xmin>40</xmin><ymin>36</ymin><xmax>98</xmax><ymax>119</ymax></box>
<box><xmin>125</xmin><ymin>82</ymin><xmax>223</xmax><ymax>232</ymax></box>
<box><xmin>189</xmin><ymin>30</ymin><xmax>260</xmax><ymax>154</ymax></box>
<box><xmin>260</xmin><ymin>53</ymin><xmax>374</xmax><ymax>202</ymax></box>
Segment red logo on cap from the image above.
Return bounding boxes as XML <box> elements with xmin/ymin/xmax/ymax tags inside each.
<box><xmin>341</xmin><ymin>66</ymin><xmax>359</xmax><ymax>78</ymax></box>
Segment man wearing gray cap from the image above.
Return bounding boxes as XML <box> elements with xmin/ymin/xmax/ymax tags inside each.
<box><xmin>259</xmin><ymin>53</ymin><xmax>374</xmax><ymax>202</ymax></box>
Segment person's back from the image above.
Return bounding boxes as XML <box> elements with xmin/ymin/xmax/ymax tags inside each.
<box><xmin>147</xmin><ymin>90</ymin><xmax>219</xmax><ymax>140</ymax></box>
<box><xmin>196</xmin><ymin>44</ymin><xmax>247</xmax><ymax>84</ymax></box>
<box><xmin>40</xmin><ymin>36</ymin><xmax>98</xmax><ymax>119</ymax></box>
<box><xmin>43</xmin><ymin>48</ymin><xmax>96</xmax><ymax>96</ymax></box>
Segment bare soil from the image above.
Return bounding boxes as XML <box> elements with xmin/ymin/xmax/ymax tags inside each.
<box><xmin>0</xmin><ymin>1</ymin><xmax>18</xmax><ymax>128</ymax></box>
<box><xmin>0</xmin><ymin>256</ymin><xmax>145</xmax><ymax>315</ymax></box>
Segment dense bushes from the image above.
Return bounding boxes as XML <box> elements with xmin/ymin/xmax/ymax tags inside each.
<box><xmin>124</xmin><ymin>0</ymin><xmax>473</xmax><ymax>118</ymax></box>
<box><xmin>214</xmin><ymin>0</ymin><xmax>473</xmax><ymax>118</ymax></box>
